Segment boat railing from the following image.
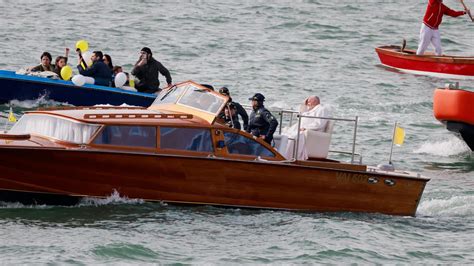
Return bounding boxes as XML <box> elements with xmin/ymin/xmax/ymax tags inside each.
<box><xmin>291</xmin><ymin>112</ymin><xmax>360</xmax><ymax>164</ymax></box>
<box><xmin>241</xmin><ymin>105</ymin><xmax>361</xmax><ymax>164</ymax></box>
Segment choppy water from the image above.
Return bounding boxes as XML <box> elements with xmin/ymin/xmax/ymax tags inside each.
<box><xmin>0</xmin><ymin>0</ymin><xmax>473</xmax><ymax>264</ymax></box>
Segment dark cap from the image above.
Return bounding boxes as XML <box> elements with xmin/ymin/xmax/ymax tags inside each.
<box><xmin>219</xmin><ymin>87</ymin><xmax>230</xmax><ymax>95</ymax></box>
<box><xmin>141</xmin><ymin>47</ymin><xmax>152</xmax><ymax>56</ymax></box>
<box><xmin>249</xmin><ymin>93</ymin><xmax>265</xmax><ymax>102</ymax></box>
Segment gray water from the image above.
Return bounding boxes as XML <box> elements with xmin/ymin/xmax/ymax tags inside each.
<box><xmin>0</xmin><ymin>0</ymin><xmax>473</xmax><ymax>264</ymax></box>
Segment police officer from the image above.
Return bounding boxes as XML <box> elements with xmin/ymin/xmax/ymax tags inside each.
<box><xmin>246</xmin><ymin>93</ymin><xmax>278</xmax><ymax>144</ymax></box>
<box><xmin>218</xmin><ymin>87</ymin><xmax>249</xmax><ymax>130</ymax></box>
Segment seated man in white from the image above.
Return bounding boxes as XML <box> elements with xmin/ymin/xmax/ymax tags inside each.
<box><xmin>281</xmin><ymin>96</ymin><xmax>331</xmax><ymax>160</ymax></box>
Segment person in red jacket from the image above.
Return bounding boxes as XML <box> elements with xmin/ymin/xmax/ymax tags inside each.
<box><xmin>416</xmin><ymin>0</ymin><xmax>468</xmax><ymax>56</ymax></box>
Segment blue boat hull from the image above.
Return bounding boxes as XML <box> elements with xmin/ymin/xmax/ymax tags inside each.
<box><xmin>0</xmin><ymin>70</ymin><xmax>156</xmax><ymax>106</ymax></box>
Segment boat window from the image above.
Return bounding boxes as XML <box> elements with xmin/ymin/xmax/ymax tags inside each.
<box><xmin>224</xmin><ymin>132</ymin><xmax>275</xmax><ymax>157</ymax></box>
<box><xmin>178</xmin><ymin>86</ymin><xmax>226</xmax><ymax>114</ymax></box>
<box><xmin>153</xmin><ymin>85</ymin><xmax>188</xmax><ymax>105</ymax></box>
<box><xmin>93</xmin><ymin>125</ymin><xmax>157</xmax><ymax>148</ymax></box>
<box><xmin>150</xmin><ymin>83</ymin><xmax>227</xmax><ymax>115</ymax></box>
<box><xmin>160</xmin><ymin>127</ymin><xmax>213</xmax><ymax>152</ymax></box>
<box><xmin>8</xmin><ymin>114</ymin><xmax>100</xmax><ymax>144</ymax></box>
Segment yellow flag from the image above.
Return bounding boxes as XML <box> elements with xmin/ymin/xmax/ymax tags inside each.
<box><xmin>394</xmin><ymin>125</ymin><xmax>405</xmax><ymax>146</ymax></box>
<box><xmin>8</xmin><ymin>107</ymin><xmax>16</xmax><ymax>123</ymax></box>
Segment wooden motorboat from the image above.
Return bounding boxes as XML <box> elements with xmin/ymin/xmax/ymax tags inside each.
<box><xmin>0</xmin><ymin>81</ymin><xmax>430</xmax><ymax>216</ymax></box>
<box><xmin>0</xmin><ymin>70</ymin><xmax>155</xmax><ymax>106</ymax></box>
<box><xmin>433</xmin><ymin>86</ymin><xmax>474</xmax><ymax>150</ymax></box>
<box><xmin>375</xmin><ymin>45</ymin><xmax>474</xmax><ymax>79</ymax></box>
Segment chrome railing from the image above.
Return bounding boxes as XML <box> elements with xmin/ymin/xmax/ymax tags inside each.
<box><xmin>241</xmin><ymin>105</ymin><xmax>362</xmax><ymax>164</ymax></box>
<box><xmin>295</xmin><ymin>114</ymin><xmax>360</xmax><ymax>164</ymax></box>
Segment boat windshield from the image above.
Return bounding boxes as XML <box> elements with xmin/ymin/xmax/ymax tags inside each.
<box><xmin>8</xmin><ymin>114</ymin><xmax>101</xmax><ymax>144</ymax></box>
<box><xmin>152</xmin><ymin>83</ymin><xmax>226</xmax><ymax>115</ymax></box>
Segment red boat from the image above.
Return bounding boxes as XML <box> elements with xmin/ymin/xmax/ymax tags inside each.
<box><xmin>433</xmin><ymin>86</ymin><xmax>474</xmax><ymax>150</ymax></box>
<box><xmin>376</xmin><ymin>45</ymin><xmax>474</xmax><ymax>79</ymax></box>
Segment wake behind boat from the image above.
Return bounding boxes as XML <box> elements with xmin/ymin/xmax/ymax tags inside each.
<box><xmin>0</xmin><ymin>70</ymin><xmax>156</xmax><ymax>106</ymax></box>
<box><xmin>0</xmin><ymin>81</ymin><xmax>429</xmax><ymax>216</ymax></box>
<box><xmin>375</xmin><ymin>45</ymin><xmax>474</xmax><ymax>79</ymax></box>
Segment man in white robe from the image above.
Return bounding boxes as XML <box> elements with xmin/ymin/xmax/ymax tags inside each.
<box><xmin>282</xmin><ymin>96</ymin><xmax>330</xmax><ymax>160</ymax></box>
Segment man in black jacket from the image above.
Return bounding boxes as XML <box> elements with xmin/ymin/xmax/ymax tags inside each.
<box><xmin>218</xmin><ymin>87</ymin><xmax>249</xmax><ymax>130</ymax></box>
<box><xmin>131</xmin><ymin>47</ymin><xmax>172</xmax><ymax>93</ymax></box>
<box><xmin>247</xmin><ymin>93</ymin><xmax>278</xmax><ymax>144</ymax></box>
<box><xmin>77</xmin><ymin>51</ymin><xmax>112</xmax><ymax>86</ymax></box>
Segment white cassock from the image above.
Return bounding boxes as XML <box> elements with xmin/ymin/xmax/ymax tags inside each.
<box><xmin>282</xmin><ymin>104</ymin><xmax>330</xmax><ymax>160</ymax></box>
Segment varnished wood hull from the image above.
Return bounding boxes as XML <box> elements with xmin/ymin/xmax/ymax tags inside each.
<box><xmin>0</xmin><ymin>147</ymin><xmax>428</xmax><ymax>216</ymax></box>
<box><xmin>375</xmin><ymin>46</ymin><xmax>474</xmax><ymax>79</ymax></box>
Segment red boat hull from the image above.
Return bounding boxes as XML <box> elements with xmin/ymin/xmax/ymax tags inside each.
<box><xmin>376</xmin><ymin>46</ymin><xmax>474</xmax><ymax>78</ymax></box>
<box><xmin>433</xmin><ymin>88</ymin><xmax>474</xmax><ymax>150</ymax></box>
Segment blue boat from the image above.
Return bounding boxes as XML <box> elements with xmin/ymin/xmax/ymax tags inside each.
<box><xmin>0</xmin><ymin>70</ymin><xmax>156</xmax><ymax>106</ymax></box>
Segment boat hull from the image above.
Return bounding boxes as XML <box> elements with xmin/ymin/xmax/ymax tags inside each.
<box><xmin>375</xmin><ymin>46</ymin><xmax>474</xmax><ymax>79</ymax></box>
<box><xmin>433</xmin><ymin>88</ymin><xmax>474</xmax><ymax>150</ymax></box>
<box><xmin>446</xmin><ymin>121</ymin><xmax>474</xmax><ymax>150</ymax></box>
<box><xmin>0</xmin><ymin>147</ymin><xmax>427</xmax><ymax>216</ymax></box>
<box><xmin>0</xmin><ymin>70</ymin><xmax>155</xmax><ymax>106</ymax></box>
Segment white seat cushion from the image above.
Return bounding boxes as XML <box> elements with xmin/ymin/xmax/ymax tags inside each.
<box><xmin>304</xmin><ymin>120</ymin><xmax>335</xmax><ymax>159</ymax></box>
<box><xmin>272</xmin><ymin>134</ymin><xmax>288</xmax><ymax>156</ymax></box>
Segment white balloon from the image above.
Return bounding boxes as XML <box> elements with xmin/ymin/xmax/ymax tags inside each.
<box><xmin>81</xmin><ymin>51</ymin><xmax>93</xmax><ymax>67</ymax></box>
<box><xmin>114</xmin><ymin>72</ymin><xmax>127</xmax><ymax>88</ymax></box>
<box><xmin>72</xmin><ymin>74</ymin><xmax>85</xmax><ymax>86</ymax></box>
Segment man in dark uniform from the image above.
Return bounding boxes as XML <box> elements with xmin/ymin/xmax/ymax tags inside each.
<box><xmin>131</xmin><ymin>47</ymin><xmax>172</xmax><ymax>93</ymax></box>
<box><xmin>218</xmin><ymin>87</ymin><xmax>249</xmax><ymax>130</ymax></box>
<box><xmin>246</xmin><ymin>93</ymin><xmax>278</xmax><ymax>144</ymax></box>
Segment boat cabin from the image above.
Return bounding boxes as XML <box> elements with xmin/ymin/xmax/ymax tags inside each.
<box><xmin>2</xmin><ymin>81</ymin><xmax>285</xmax><ymax>161</ymax></box>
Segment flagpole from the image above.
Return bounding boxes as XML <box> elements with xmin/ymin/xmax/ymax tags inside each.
<box><xmin>388</xmin><ymin>121</ymin><xmax>397</xmax><ymax>165</ymax></box>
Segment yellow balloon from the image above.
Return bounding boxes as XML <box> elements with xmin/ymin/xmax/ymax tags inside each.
<box><xmin>60</xmin><ymin>65</ymin><xmax>73</xmax><ymax>80</ymax></box>
<box><xmin>75</xmin><ymin>40</ymin><xmax>89</xmax><ymax>53</ymax></box>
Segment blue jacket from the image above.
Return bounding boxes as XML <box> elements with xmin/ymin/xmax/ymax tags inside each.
<box><xmin>77</xmin><ymin>60</ymin><xmax>112</xmax><ymax>86</ymax></box>
<box><xmin>247</xmin><ymin>105</ymin><xmax>278</xmax><ymax>144</ymax></box>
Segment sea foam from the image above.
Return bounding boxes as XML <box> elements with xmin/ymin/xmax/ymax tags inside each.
<box><xmin>413</xmin><ymin>136</ymin><xmax>471</xmax><ymax>156</ymax></box>
<box><xmin>9</xmin><ymin>96</ymin><xmax>70</xmax><ymax>109</ymax></box>
<box><xmin>79</xmin><ymin>190</ymin><xmax>144</xmax><ymax>206</ymax></box>
<box><xmin>417</xmin><ymin>195</ymin><xmax>474</xmax><ymax>217</ymax></box>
